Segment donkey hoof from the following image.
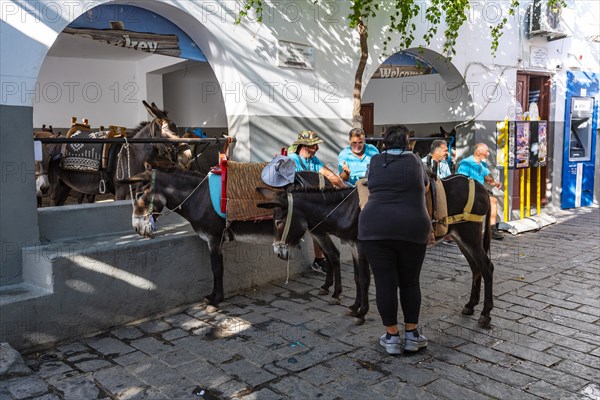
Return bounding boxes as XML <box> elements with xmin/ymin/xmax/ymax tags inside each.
<box><xmin>461</xmin><ymin>307</ymin><xmax>475</xmax><ymax>316</ymax></box>
<box><xmin>206</xmin><ymin>305</ymin><xmax>219</xmax><ymax>313</ymax></box>
<box><xmin>346</xmin><ymin>308</ymin><xmax>357</xmax><ymax>317</ymax></box>
<box><xmin>328</xmin><ymin>297</ymin><xmax>341</xmax><ymax>306</ymax></box>
<box><xmin>318</xmin><ymin>288</ymin><xmax>329</xmax><ymax>296</ymax></box>
<box><xmin>353</xmin><ymin>317</ymin><xmax>365</xmax><ymax>326</ymax></box>
<box><xmin>478</xmin><ymin>316</ymin><xmax>492</xmax><ymax>329</ymax></box>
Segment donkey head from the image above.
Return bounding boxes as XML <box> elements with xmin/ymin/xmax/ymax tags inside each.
<box><xmin>142</xmin><ymin>100</ymin><xmax>193</xmax><ymax>169</ymax></box>
<box><xmin>120</xmin><ymin>162</ymin><xmax>166</xmax><ymax>238</ymax></box>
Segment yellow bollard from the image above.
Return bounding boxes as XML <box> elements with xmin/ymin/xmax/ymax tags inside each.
<box><xmin>536</xmin><ymin>167</ymin><xmax>541</xmax><ymax>215</ymax></box>
<box><xmin>496</xmin><ymin>118</ymin><xmax>510</xmax><ymax>222</ymax></box>
<box><xmin>519</xmin><ymin>169</ymin><xmax>525</xmax><ymax>219</ymax></box>
<box><xmin>526</xmin><ymin>168</ymin><xmax>531</xmax><ymax>217</ymax></box>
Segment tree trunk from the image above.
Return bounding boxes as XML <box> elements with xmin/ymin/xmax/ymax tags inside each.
<box><xmin>352</xmin><ymin>18</ymin><xmax>368</xmax><ymax>129</ymax></box>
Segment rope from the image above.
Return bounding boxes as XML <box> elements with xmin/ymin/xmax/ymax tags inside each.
<box><xmin>116</xmin><ymin>136</ymin><xmax>135</xmax><ymax>206</ymax></box>
<box><xmin>308</xmin><ymin>188</ymin><xmax>357</xmax><ymax>233</ymax></box>
<box><xmin>153</xmin><ymin>174</ymin><xmax>209</xmax><ymax>217</ymax></box>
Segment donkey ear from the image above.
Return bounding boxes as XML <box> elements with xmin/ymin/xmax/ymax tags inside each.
<box><xmin>257</xmin><ymin>201</ymin><xmax>279</xmax><ymax>209</ymax></box>
<box><xmin>119</xmin><ymin>172</ymin><xmax>150</xmax><ymax>185</ymax></box>
<box><xmin>256</xmin><ymin>187</ymin><xmax>284</xmax><ymax>209</ymax></box>
<box><xmin>143</xmin><ymin>100</ymin><xmax>158</xmax><ymax>119</ymax></box>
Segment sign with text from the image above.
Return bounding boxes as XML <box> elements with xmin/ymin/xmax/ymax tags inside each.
<box><xmin>515</xmin><ymin>121</ymin><xmax>531</xmax><ymax>168</ymax></box>
<box><xmin>277</xmin><ymin>41</ymin><xmax>314</xmax><ymax>70</ymax></box>
<box><xmin>372</xmin><ymin>52</ymin><xmax>437</xmax><ymax>79</ymax></box>
<box><xmin>530</xmin><ymin>46</ymin><xmax>548</xmax><ymax>68</ymax></box>
<box><xmin>66</xmin><ymin>5</ymin><xmax>207</xmax><ymax>62</ymax></box>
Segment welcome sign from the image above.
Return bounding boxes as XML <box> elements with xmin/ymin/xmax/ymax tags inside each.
<box><xmin>65</xmin><ymin>5</ymin><xmax>207</xmax><ymax>62</ymax></box>
<box><xmin>372</xmin><ymin>52</ymin><xmax>437</xmax><ymax>79</ymax></box>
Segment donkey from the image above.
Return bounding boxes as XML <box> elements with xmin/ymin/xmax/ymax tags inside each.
<box><xmin>258</xmin><ymin>184</ymin><xmax>371</xmax><ymax>325</ymax></box>
<box><xmin>123</xmin><ymin>166</ymin><xmax>343</xmax><ymax>307</ymax></box>
<box><xmin>46</xmin><ymin>101</ymin><xmax>192</xmax><ymax>205</ymax></box>
<box><xmin>257</xmin><ymin>173</ymin><xmax>495</xmax><ymax>328</ymax></box>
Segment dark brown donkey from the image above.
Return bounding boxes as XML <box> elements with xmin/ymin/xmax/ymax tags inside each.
<box><xmin>123</xmin><ymin>167</ymin><xmax>344</xmax><ymax>308</ymax></box>
<box><xmin>258</xmin><ymin>173</ymin><xmax>495</xmax><ymax>328</ymax></box>
<box><xmin>45</xmin><ymin>101</ymin><xmax>192</xmax><ymax>205</ymax></box>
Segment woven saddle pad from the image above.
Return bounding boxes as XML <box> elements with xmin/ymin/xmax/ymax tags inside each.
<box><xmin>60</xmin><ymin>130</ymin><xmax>107</xmax><ymax>172</ymax></box>
<box><xmin>226</xmin><ymin>161</ymin><xmax>272</xmax><ymax>221</ymax></box>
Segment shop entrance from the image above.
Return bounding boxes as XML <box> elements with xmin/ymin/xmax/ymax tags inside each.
<box><xmin>513</xmin><ymin>72</ymin><xmax>551</xmax><ymax>209</ymax></box>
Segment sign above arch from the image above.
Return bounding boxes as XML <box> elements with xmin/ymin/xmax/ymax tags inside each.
<box><xmin>65</xmin><ymin>4</ymin><xmax>207</xmax><ymax>62</ymax></box>
<box><xmin>372</xmin><ymin>51</ymin><xmax>437</xmax><ymax>79</ymax></box>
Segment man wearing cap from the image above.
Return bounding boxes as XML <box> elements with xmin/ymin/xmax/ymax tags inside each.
<box><xmin>288</xmin><ymin>130</ymin><xmax>345</xmax><ymax>274</ymax></box>
<box><xmin>338</xmin><ymin>128</ymin><xmax>379</xmax><ymax>185</ymax></box>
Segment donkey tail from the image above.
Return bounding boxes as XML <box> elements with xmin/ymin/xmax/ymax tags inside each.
<box><xmin>483</xmin><ymin>210</ymin><xmax>492</xmax><ymax>258</ymax></box>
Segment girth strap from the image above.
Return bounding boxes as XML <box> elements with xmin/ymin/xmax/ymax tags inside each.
<box><xmin>281</xmin><ymin>192</ymin><xmax>294</xmax><ymax>244</ymax></box>
<box><xmin>445</xmin><ymin>178</ymin><xmax>485</xmax><ymax>224</ymax></box>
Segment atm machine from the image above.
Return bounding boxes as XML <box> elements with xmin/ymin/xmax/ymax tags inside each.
<box><xmin>561</xmin><ymin>71</ymin><xmax>598</xmax><ymax>209</ymax></box>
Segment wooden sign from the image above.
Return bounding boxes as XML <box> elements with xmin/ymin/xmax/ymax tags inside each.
<box><xmin>64</xmin><ymin>27</ymin><xmax>181</xmax><ymax>58</ymax></box>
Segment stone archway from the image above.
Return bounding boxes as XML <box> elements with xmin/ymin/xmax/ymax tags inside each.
<box><xmin>362</xmin><ymin>48</ymin><xmax>475</xmax><ymax>142</ymax></box>
<box><xmin>1</xmin><ymin>0</ymin><xmax>247</xmax><ymax>284</ymax></box>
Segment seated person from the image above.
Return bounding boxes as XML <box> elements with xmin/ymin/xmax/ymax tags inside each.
<box><xmin>288</xmin><ymin>130</ymin><xmax>345</xmax><ymax>273</ymax></box>
<box><xmin>338</xmin><ymin>128</ymin><xmax>379</xmax><ymax>185</ymax></box>
<box><xmin>422</xmin><ymin>139</ymin><xmax>451</xmax><ymax>179</ymax></box>
<box><xmin>457</xmin><ymin>143</ymin><xmax>504</xmax><ymax>240</ymax></box>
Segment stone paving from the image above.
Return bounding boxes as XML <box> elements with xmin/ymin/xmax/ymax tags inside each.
<box><xmin>1</xmin><ymin>207</ymin><xmax>599</xmax><ymax>400</ymax></box>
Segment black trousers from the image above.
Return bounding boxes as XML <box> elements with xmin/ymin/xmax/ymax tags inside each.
<box><xmin>360</xmin><ymin>240</ymin><xmax>427</xmax><ymax>327</ymax></box>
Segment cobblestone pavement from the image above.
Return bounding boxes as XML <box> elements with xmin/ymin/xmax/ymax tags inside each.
<box><xmin>2</xmin><ymin>207</ymin><xmax>599</xmax><ymax>400</ymax></box>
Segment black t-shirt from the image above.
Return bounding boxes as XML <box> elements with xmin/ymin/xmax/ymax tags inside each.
<box><xmin>358</xmin><ymin>151</ymin><xmax>431</xmax><ymax>243</ymax></box>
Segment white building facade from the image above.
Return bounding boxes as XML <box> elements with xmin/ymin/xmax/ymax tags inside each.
<box><xmin>1</xmin><ymin>0</ymin><xmax>598</xmax><ymax>348</ymax></box>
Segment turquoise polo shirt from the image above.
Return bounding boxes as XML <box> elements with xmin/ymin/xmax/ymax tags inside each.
<box><xmin>288</xmin><ymin>153</ymin><xmax>324</xmax><ymax>172</ymax></box>
<box><xmin>457</xmin><ymin>155</ymin><xmax>490</xmax><ymax>184</ymax></box>
<box><xmin>337</xmin><ymin>143</ymin><xmax>379</xmax><ymax>185</ymax></box>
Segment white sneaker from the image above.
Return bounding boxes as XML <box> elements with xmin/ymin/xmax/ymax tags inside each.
<box><xmin>379</xmin><ymin>333</ymin><xmax>402</xmax><ymax>355</ymax></box>
<box><xmin>404</xmin><ymin>330</ymin><xmax>428</xmax><ymax>352</ymax></box>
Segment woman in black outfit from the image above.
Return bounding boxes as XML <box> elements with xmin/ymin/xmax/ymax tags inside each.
<box><xmin>358</xmin><ymin>125</ymin><xmax>432</xmax><ymax>354</ymax></box>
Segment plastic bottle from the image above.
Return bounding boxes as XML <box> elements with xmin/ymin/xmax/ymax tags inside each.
<box><xmin>515</xmin><ymin>101</ymin><xmax>524</xmax><ymax>121</ymax></box>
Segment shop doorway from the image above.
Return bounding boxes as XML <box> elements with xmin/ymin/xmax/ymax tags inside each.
<box><xmin>513</xmin><ymin>72</ymin><xmax>551</xmax><ymax>209</ymax></box>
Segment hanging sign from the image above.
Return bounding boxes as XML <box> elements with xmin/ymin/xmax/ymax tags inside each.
<box><xmin>515</xmin><ymin>121</ymin><xmax>531</xmax><ymax>168</ymax></box>
<box><xmin>530</xmin><ymin>121</ymin><xmax>548</xmax><ymax>167</ymax></box>
<box><xmin>372</xmin><ymin>52</ymin><xmax>437</xmax><ymax>79</ymax></box>
<box><xmin>65</xmin><ymin>5</ymin><xmax>206</xmax><ymax>62</ymax></box>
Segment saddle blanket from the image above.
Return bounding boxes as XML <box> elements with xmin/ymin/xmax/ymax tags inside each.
<box><xmin>207</xmin><ymin>162</ymin><xmax>274</xmax><ymax>221</ymax></box>
<box><xmin>208</xmin><ymin>172</ymin><xmax>226</xmax><ymax>219</ymax></box>
<box><xmin>60</xmin><ymin>130</ymin><xmax>107</xmax><ymax>172</ymax></box>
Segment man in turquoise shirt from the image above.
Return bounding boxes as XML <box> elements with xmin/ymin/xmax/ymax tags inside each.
<box><xmin>457</xmin><ymin>143</ymin><xmax>504</xmax><ymax>240</ymax></box>
<box><xmin>288</xmin><ymin>130</ymin><xmax>345</xmax><ymax>274</ymax></box>
<box><xmin>338</xmin><ymin>128</ymin><xmax>379</xmax><ymax>185</ymax></box>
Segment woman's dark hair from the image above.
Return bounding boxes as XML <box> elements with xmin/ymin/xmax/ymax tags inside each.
<box><xmin>383</xmin><ymin>125</ymin><xmax>410</xmax><ymax>150</ymax></box>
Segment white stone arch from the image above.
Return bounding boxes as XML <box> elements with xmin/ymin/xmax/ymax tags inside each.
<box><xmin>362</xmin><ymin>47</ymin><xmax>475</xmax><ymax>138</ymax></box>
<box><xmin>0</xmin><ymin>0</ymin><xmax>251</xmax><ymax>284</ymax></box>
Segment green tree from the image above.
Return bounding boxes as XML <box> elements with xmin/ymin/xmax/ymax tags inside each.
<box><xmin>238</xmin><ymin>0</ymin><xmax>565</xmax><ymax>128</ymax></box>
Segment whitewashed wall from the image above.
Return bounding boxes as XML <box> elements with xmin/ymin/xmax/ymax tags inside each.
<box><xmin>163</xmin><ymin>62</ymin><xmax>228</xmax><ymax>129</ymax></box>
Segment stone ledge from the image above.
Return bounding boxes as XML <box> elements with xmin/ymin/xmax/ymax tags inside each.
<box><xmin>2</xmin><ymin>219</ymin><xmax>309</xmax><ymax>351</ymax></box>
